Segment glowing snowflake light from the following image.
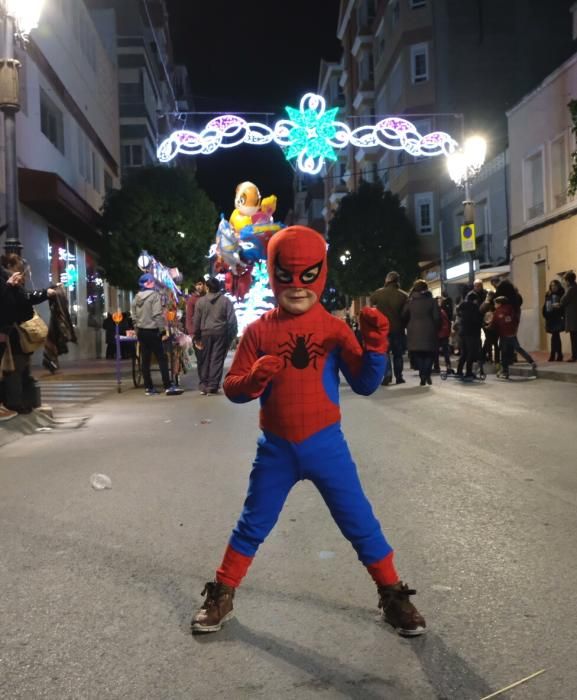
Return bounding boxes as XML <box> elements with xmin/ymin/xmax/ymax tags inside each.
<box><xmin>157</xmin><ymin>92</ymin><xmax>459</xmax><ymax>174</ymax></box>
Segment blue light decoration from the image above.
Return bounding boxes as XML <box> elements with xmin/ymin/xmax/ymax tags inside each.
<box><xmin>63</xmin><ymin>263</ymin><xmax>78</xmax><ymax>289</ymax></box>
<box><xmin>157</xmin><ymin>92</ymin><xmax>459</xmax><ymax>175</ymax></box>
<box><xmin>230</xmin><ymin>260</ymin><xmax>275</xmax><ymax>336</ymax></box>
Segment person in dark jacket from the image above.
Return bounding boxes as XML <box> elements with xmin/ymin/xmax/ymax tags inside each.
<box><xmin>1</xmin><ymin>254</ymin><xmax>56</xmax><ymax>412</ymax></box>
<box><xmin>0</xmin><ymin>266</ymin><xmax>34</xmax><ymax>419</ymax></box>
<box><xmin>193</xmin><ymin>277</ymin><xmax>238</xmax><ymax>395</ymax></box>
<box><xmin>455</xmin><ymin>291</ymin><xmax>483</xmax><ymax>378</ymax></box>
<box><xmin>370</xmin><ymin>271</ymin><xmax>408</xmax><ymax>385</ymax></box>
<box><xmin>402</xmin><ymin>280</ymin><xmax>439</xmax><ymax>385</ymax></box>
<box><xmin>491</xmin><ymin>277</ymin><xmax>523</xmax><ymax>315</ymax></box>
<box><xmin>542</xmin><ymin>279</ymin><xmax>565</xmax><ymax>361</ymax></box>
<box><xmin>560</xmin><ymin>271</ymin><xmax>577</xmax><ymax>361</ymax></box>
<box><xmin>102</xmin><ymin>313</ymin><xmax>116</xmax><ymax>359</ymax></box>
<box><xmin>472</xmin><ymin>279</ymin><xmax>487</xmax><ymax>305</ymax></box>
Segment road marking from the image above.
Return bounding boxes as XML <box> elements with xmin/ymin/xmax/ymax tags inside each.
<box><xmin>39</xmin><ymin>380</ymin><xmax>119</xmax><ymax>406</ymax></box>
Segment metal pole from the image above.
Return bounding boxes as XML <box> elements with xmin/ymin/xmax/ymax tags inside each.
<box><xmin>464</xmin><ymin>179</ymin><xmax>475</xmax><ymax>289</ymax></box>
<box><xmin>1</xmin><ymin>11</ymin><xmax>22</xmax><ymax>254</ymax></box>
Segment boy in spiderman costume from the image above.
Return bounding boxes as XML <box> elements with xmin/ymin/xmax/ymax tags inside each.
<box><xmin>192</xmin><ymin>226</ymin><xmax>426</xmax><ymax>637</ymax></box>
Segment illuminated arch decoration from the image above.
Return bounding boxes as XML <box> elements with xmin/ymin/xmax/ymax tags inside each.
<box><xmin>157</xmin><ymin>93</ymin><xmax>459</xmax><ymax>175</ymax></box>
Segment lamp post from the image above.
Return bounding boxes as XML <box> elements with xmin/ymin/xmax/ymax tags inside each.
<box><xmin>446</xmin><ymin>134</ymin><xmax>487</xmax><ymax>288</ymax></box>
<box><xmin>0</xmin><ymin>0</ymin><xmax>44</xmax><ymax>255</ymax></box>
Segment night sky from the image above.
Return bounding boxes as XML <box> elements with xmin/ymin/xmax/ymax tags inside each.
<box><xmin>165</xmin><ymin>1</ymin><xmax>342</xmax><ymax>219</ymax></box>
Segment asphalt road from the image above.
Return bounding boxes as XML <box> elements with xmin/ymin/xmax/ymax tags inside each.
<box><xmin>1</xmin><ymin>370</ymin><xmax>576</xmax><ymax>699</ymax></box>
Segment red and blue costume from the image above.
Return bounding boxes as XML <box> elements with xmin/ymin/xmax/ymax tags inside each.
<box><xmin>216</xmin><ymin>226</ymin><xmax>400</xmax><ymax>589</ymax></box>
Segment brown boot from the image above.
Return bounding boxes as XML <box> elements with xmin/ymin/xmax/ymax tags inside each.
<box><xmin>378</xmin><ymin>582</ymin><xmax>426</xmax><ymax>637</ymax></box>
<box><xmin>191</xmin><ymin>581</ymin><xmax>235</xmax><ymax>634</ymax></box>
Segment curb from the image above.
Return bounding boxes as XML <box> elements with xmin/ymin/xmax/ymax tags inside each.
<box><xmin>509</xmin><ymin>367</ymin><xmax>577</xmax><ymax>384</ymax></box>
<box><xmin>0</xmin><ymin>409</ymin><xmax>90</xmax><ymax>448</ymax></box>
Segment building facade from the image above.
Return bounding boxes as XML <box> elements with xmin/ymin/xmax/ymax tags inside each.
<box><xmin>1</xmin><ymin>0</ymin><xmax>121</xmax><ymax>362</ymax></box>
<box><xmin>508</xmin><ymin>52</ymin><xmax>577</xmax><ymax>352</ymax></box>
<box><xmin>86</xmin><ymin>0</ymin><xmax>191</xmax><ymax>176</ymax></box>
<box><xmin>330</xmin><ymin>0</ymin><xmax>576</xmax><ymax>290</ymax></box>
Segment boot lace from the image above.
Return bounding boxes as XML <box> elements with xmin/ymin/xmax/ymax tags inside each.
<box><xmin>378</xmin><ymin>583</ymin><xmax>417</xmax><ymax>611</ymax></box>
<box><xmin>200</xmin><ymin>581</ymin><xmax>220</xmax><ymax>610</ymax></box>
<box><xmin>200</xmin><ymin>581</ymin><xmax>231</xmax><ymax>610</ymax></box>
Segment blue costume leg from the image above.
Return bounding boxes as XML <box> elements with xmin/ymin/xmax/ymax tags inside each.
<box><xmin>230</xmin><ymin>432</ymin><xmax>299</xmax><ymax>557</ymax></box>
<box><xmin>298</xmin><ymin>424</ymin><xmax>393</xmax><ymax>566</ymax></box>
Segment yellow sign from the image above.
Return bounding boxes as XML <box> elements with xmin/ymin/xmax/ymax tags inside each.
<box><xmin>461</xmin><ymin>223</ymin><xmax>476</xmax><ymax>252</ymax></box>
<box><xmin>112</xmin><ymin>310</ymin><xmax>123</xmax><ymax>324</ymax></box>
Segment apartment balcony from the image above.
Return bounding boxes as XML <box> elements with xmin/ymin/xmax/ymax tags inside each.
<box><xmin>353</xmin><ymin>85</ymin><xmax>375</xmax><ymax>110</ymax></box>
<box><xmin>351</xmin><ymin>34</ymin><xmax>373</xmax><ymax>58</ymax></box>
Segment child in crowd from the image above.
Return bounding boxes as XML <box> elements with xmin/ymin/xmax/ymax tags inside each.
<box><xmin>489</xmin><ymin>296</ymin><xmax>517</xmax><ymax>379</ymax></box>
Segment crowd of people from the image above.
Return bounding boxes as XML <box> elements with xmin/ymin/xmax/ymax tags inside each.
<box><xmin>127</xmin><ymin>274</ymin><xmax>237</xmax><ymax>398</ymax></box>
<box><xmin>362</xmin><ymin>270</ymin><xmax>577</xmax><ymax>386</ymax></box>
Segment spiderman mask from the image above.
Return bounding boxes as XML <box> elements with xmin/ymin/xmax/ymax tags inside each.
<box><xmin>267</xmin><ymin>226</ymin><xmax>327</xmax><ymax>315</ymax></box>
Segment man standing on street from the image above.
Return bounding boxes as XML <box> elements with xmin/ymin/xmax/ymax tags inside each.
<box><xmin>132</xmin><ymin>273</ymin><xmax>181</xmax><ymax>396</ymax></box>
<box><xmin>370</xmin><ymin>271</ymin><xmax>408</xmax><ymax>384</ymax></box>
<box><xmin>193</xmin><ymin>277</ymin><xmax>237</xmax><ymax>395</ymax></box>
<box><xmin>561</xmin><ymin>271</ymin><xmax>577</xmax><ymax>361</ymax></box>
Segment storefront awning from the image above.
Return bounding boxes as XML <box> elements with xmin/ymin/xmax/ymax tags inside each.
<box><xmin>18</xmin><ymin>168</ymin><xmax>103</xmax><ymax>252</ymax></box>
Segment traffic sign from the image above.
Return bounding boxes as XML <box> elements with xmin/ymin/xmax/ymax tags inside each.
<box><xmin>461</xmin><ymin>223</ymin><xmax>476</xmax><ymax>252</ymax></box>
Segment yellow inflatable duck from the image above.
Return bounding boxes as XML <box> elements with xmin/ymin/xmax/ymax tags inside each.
<box><xmin>229</xmin><ymin>182</ymin><xmax>277</xmax><ymax>232</ymax></box>
<box><xmin>230</xmin><ymin>181</ymin><xmax>261</xmax><ymax>232</ymax></box>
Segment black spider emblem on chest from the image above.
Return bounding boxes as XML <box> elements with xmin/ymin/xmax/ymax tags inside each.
<box><xmin>277</xmin><ymin>333</ymin><xmax>325</xmax><ymax>369</ymax></box>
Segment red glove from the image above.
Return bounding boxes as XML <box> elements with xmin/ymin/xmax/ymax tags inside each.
<box><xmin>247</xmin><ymin>355</ymin><xmax>283</xmax><ymax>393</ymax></box>
<box><xmin>359</xmin><ymin>307</ymin><xmax>389</xmax><ymax>353</ymax></box>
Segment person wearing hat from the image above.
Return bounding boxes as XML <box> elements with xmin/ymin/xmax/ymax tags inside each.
<box><xmin>131</xmin><ymin>273</ymin><xmax>181</xmax><ymax>396</ymax></box>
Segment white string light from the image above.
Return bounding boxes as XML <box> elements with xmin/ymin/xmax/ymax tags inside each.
<box><xmin>157</xmin><ymin>92</ymin><xmax>459</xmax><ymax>174</ymax></box>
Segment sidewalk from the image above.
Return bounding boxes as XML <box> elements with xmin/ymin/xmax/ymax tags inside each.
<box><xmin>1</xmin><ymin>360</ymin><xmax>134</xmax><ymax>448</ymax></box>
<box><xmin>508</xmin><ymin>350</ymin><xmax>577</xmax><ymax>383</ymax></box>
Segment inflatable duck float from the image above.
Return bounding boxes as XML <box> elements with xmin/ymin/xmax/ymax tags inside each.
<box><xmin>229</xmin><ymin>181</ymin><xmax>277</xmax><ymax>233</ymax></box>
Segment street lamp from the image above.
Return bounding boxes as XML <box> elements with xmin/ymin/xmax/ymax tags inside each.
<box><xmin>0</xmin><ymin>0</ymin><xmax>45</xmax><ymax>254</ymax></box>
<box><xmin>446</xmin><ymin>135</ymin><xmax>487</xmax><ymax>287</ymax></box>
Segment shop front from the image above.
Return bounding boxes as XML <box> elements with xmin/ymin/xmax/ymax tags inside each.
<box><xmin>19</xmin><ymin>167</ymin><xmax>107</xmax><ymax>362</ymax></box>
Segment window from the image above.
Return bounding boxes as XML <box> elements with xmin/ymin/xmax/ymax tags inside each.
<box><xmin>119</xmin><ymin>82</ymin><xmax>144</xmax><ymax>104</ymax></box>
<box><xmin>86</xmin><ymin>253</ymin><xmax>104</xmax><ymax>329</ymax></box>
<box><xmin>122</xmin><ymin>144</ymin><xmax>144</xmax><ymax>168</ymax></box>
<box><xmin>91</xmin><ymin>151</ymin><xmax>101</xmax><ymax>193</ymax></box>
<box><xmin>411</xmin><ymin>43</ymin><xmax>428</xmax><ymax>83</ymax></box>
<box><xmin>40</xmin><ymin>88</ymin><xmax>65</xmax><ymax>153</ymax></box>
<box><xmin>411</xmin><ymin>0</ymin><xmax>426</xmax><ymax>7</ymax></box>
<box><xmin>104</xmin><ymin>171</ymin><xmax>113</xmax><ymax>194</ymax></box>
<box><xmin>550</xmin><ymin>135</ymin><xmax>568</xmax><ymax>209</ymax></box>
<box><xmin>48</xmin><ymin>231</ymin><xmax>78</xmax><ymax>326</ymax></box>
<box><xmin>357</xmin><ymin>0</ymin><xmax>376</xmax><ymax>27</ymax></box>
<box><xmin>358</xmin><ymin>52</ymin><xmax>374</xmax><ymax>85</ymax></box>
<box><xmin>524</xmin><ymin>150</ymin><xmax>544</xmax><ymax>220</ymax></box>
<box><xmin>414</xmin><ymin>192</ymin><xmax>434</xmax><ymax>235</ymax></box>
